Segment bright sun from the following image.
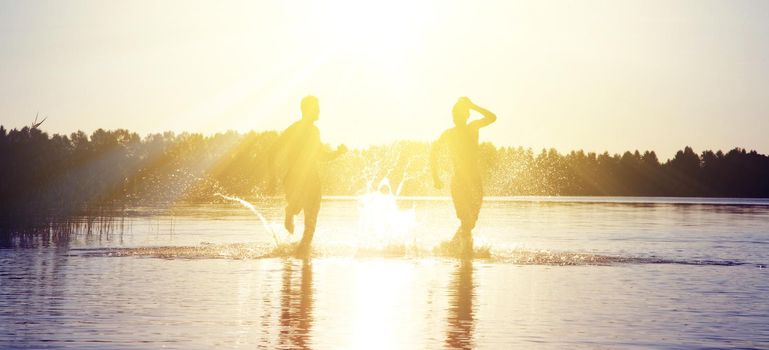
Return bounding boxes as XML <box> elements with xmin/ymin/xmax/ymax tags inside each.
<box><xmin>306</xmin><ymin>0</ymin><xmax>434</xmax><ymax>67</ymax></box>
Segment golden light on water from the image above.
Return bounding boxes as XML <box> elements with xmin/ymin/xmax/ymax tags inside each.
<box><xmin>347</xmin><ymin>261</ymin><xmax>417</xmax><ymax>349</ymax></box>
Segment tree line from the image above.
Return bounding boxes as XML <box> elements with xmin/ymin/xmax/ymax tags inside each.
<box><xmin>1</xmin><ymin>125</ymin><xmax>768</xmax><ymax>215</ymax></box>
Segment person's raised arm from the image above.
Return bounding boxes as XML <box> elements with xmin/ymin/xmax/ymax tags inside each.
<box><xmin>431</xmin><ymin>131</ymin><xmax>447</xmax><ymax>189</ymax></box>
<box><xmin>467</xmin><ymin>99</ymin><xmax>497</xmax><ymax>129</ymax></box>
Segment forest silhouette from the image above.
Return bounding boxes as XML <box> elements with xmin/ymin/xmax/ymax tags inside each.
<box><xmin>1</xmin><ymin>124</ymin><xmax>768</xmax><ymax>217</ymax></box>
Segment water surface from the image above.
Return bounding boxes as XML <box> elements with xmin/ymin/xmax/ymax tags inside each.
<box><xmin>1</xmin><ymin>197</ymin><xmax>768</xmax><ymax>349</ymax></box>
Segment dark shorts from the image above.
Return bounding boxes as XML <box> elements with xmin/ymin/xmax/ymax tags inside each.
<box><xmin>451</xmin><ymin>177</ymin><xmax>483</xmax><ymax>229</ymax></box>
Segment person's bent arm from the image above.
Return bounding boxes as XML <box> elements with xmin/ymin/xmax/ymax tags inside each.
<box><xmin>468</xmin><ymin>101</ymin><xmax>497</xmax><ymax>129</ymax></box>
<box><xmin>321</xmin><ymin>144</ymin><xmax>347</xmax><ymax>161</ymax></box>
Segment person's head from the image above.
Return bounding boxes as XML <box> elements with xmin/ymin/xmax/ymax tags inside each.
<box><xmin>301</xmin><ymin>95</ymin><xmax>320</xmax><ymax>122</ymax></box>
<box><xmin>452</xmin><ymin>97</ymin><xmax>471</xmax><ymax>126</ymax></box>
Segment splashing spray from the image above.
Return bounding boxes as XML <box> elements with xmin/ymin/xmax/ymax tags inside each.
<box><xmin>215</xmin><ymin>193</ymin><xmax>283</xmax><ymax>246</ymax></box>
<box><xmin>357</xmin><ymin>177</ymin><xmax>417</xmax><ymax>250</ymax></box>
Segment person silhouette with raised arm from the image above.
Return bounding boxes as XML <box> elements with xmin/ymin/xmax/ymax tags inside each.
<box><xmin>431</xmin><ymin>97</ymin><xmax>496</xmax><ymax>257</ymax></box>
<box><xmin>270</xmin><ymin>96</ymin><xmax>347</xmax><ymax>258</ymax></box>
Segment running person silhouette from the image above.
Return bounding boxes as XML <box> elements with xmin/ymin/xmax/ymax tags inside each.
<box><xmin>431</xmin><ymin>97</ymin><xmax>496</xmax><ymax>256</ymax></box>
<box><xmin>270</xmin><ymin>96</ymin><xmax>347</xmax><ymax>257</ymax></box>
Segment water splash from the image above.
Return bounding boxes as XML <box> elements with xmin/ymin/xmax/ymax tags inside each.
<box><xmin>357</xmin><ymin>178</ymin><xmax>417</xmax><ymax>249</ymax></box>
<box><xmin>215</xmin><ymin>193</ymin><xmax>285</xmax><ymax>246</ymax></box>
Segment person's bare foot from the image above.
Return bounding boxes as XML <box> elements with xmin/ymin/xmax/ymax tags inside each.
<box><xmin>450</xmin><ymin>229</ymin><xmax>463</xmax><ymax>245</ymax></box>
<box><xmin>450</xmin><ymin>228</ymin><xmax>473</xmax><ymax>258</ymax></box>
<box><xmin>460</xmin><ymin>235</ymin><xmax>474</xmax><ymax>259</ymax></box>
<box><xmin>284</xmin><ymin>211</ymin><xmax>294</xmax><ymax>234</ymax></box>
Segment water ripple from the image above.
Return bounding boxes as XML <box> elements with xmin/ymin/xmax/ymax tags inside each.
<box><xmin>71</xmin><ymin>244</ymin><xmax>752</xmax><ymax>266</ymax></box>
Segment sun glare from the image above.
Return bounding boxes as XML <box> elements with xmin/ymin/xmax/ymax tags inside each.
<box><xmin>319</xmin><ymin>0</ymin><xmax>430</xmax><ymax>59</ymax></box>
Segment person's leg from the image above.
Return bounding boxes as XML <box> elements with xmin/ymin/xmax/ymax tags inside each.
<box><xmin>451</xmin><ymin>178</ymin><xmax>484</xmax><ymax>256</ymax></box>
<box><xmin>284</xmin><ymin>187</ymin><xmax>302</xmax><ymax>234</ymax></box>
<box><xmin>463</xmin><ymin>181</ymin><xmax>483</xmax><ymax>232</ymax></box>
<box><xmin>295</xmin><ymin>186</ymin><xmax>321</xmax><ymax>258</ymax></box>
<box><xmin>459</xmin><ymin>181</ymin><xmax>483</xmax><ymax>254</ymax></box>
<box><xmin>450</xmin><ymin>178</ymin><xmax>473</xmax><ymax>254</ymax></box>
<box><xmin>450</xmin><ymin>178</ymin><xmax>466</xmax><ymax>241</ymax></box>
<box><xmin>285</xmin><ymin>206</ymin><xmax>299</xmax><ymax>234</ymax></box>
<box><xmin>300</xmin><ymin>207</ymin><xmax>318</xmax><ymax>245</ymax></box>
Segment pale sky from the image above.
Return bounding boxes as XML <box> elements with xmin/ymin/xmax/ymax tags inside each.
<box><xmin>1</xmin><ymin>0</ymin><xmax>768</xmax><ymax>159</ymax></box>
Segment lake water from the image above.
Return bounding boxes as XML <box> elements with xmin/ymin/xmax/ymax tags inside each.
<box><xmin>1</xmin><ymin>197</ymin><xmax>768</xmax><ymax>349</ymax></box>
